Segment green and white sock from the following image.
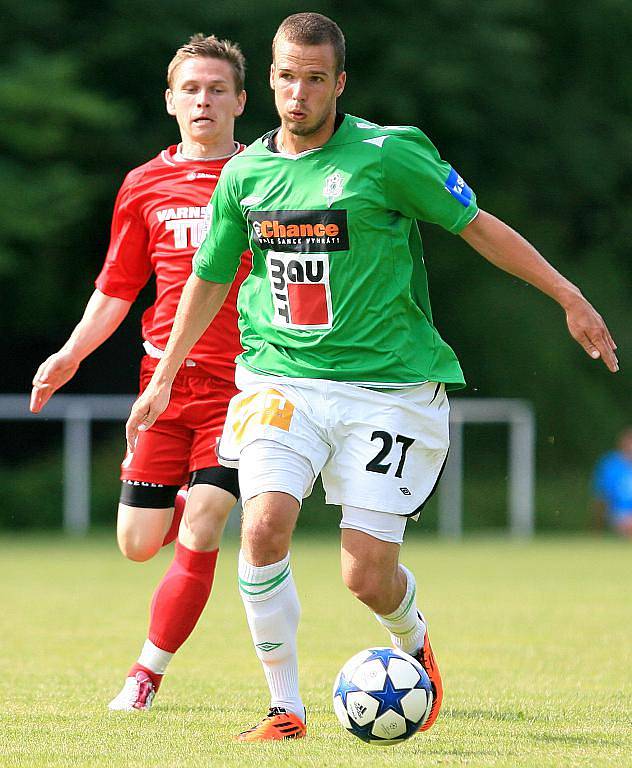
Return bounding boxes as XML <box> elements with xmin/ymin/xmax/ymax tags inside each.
<box><xmin>238</xmin><ymin>550</ymin><xmax>303</xmax><ymax>721</ymax></box>
<box><xmin>374</xmin><ymin>564</ymin><xmax>427</xmax><ymax>656</ymax></box>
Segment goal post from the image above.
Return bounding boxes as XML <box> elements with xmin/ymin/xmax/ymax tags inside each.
<box><xmin>439</xmin><ymin>398</ymin><xmax>536</xmax><ymax>537</ymax></box>
<box><xmin>1</xmin><ymin>394</ymin><xmax>535</xmax><ymax>536</ymax></box>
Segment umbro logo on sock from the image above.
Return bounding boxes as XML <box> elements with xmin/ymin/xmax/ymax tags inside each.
<box><xmin>256</xmin><ymin>642</ymin><xmax>284</xmax><ymax>652</ymax></box>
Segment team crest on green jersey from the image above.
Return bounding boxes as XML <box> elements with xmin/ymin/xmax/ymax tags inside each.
<box><xmin>323</xmin><ymin>172</ymin><xmax>344</xmax><ymax>208</ymax></box>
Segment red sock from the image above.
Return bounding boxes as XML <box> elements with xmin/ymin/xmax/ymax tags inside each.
<box><xmin>148</xmin><ymin>541</ymin><xmax>218</xmax><ymax>653</ymax></box>
<box><xmin>128</xmin><ymin>662</ymin><xmax>164</xmax><ymax>691</ymax></box>
<box><xmin>162</xmin><ymin>487</ymin><xmax>188</xmax><ymax>547</ymax></box>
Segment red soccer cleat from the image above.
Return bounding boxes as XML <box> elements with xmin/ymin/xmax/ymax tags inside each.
<box><xmin>108</xmin><ymin>670</ymin><xmax>157</xmax><ymax>712</ymax></box>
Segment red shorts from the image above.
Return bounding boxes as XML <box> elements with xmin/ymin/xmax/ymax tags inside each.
<box><xmin>120</xmin><ymin>356</ymin><xmax>237</xmax><ymax>486</ymax></box>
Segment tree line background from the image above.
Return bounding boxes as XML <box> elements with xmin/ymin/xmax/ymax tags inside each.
<box><xmin>1</xmin><ymin>0</ymin><xmax>630</xmax><ymax>531</ymax></box>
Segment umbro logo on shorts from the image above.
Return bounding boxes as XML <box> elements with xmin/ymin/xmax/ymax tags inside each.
<box><xmin>399</xmin><ymin>487</ymin><xmax>412</xmax><ymax>495</ymax></box>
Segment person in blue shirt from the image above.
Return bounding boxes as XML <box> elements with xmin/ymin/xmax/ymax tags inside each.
<box><xmin>593</xmin><ymin>427</ymin><xmax>632</xmax><ymax>537</ymax></box>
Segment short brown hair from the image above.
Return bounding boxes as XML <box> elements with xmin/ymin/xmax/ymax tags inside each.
<box><xmin>167</xmin><ymin>33</ymin><xmax>246</xmax><ymax>93</ymax></box>
<box><xmin>273</xmin><ymin>13</ymin><xmax>345</xmax><ymax>75</ymax></box>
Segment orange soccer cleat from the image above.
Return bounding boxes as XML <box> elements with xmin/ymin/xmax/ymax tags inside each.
<box><xmin>235</xmin><ymin>707</ymin><xmax>307</xmax><ymax>742</ymax></box>
<box><xmin>415</xmin><ymin>624</ymin><xmax>443</xmax><ymax>732</ymax></box>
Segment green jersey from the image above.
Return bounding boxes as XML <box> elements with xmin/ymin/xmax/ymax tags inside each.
<box><xmin>194</xmin><ymin>114</ymin><xmax>478</xmax><ymax>387</ymax></box>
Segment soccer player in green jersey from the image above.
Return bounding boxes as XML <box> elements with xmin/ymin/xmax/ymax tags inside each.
<box><xmin>126</xmin><ymin>12</ymin><xmax>618</xmax><ymax>740</ymax></box>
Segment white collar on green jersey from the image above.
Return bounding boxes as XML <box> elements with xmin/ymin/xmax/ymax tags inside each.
<box><xmin>250</xmin><ymin>114</ymin><xmax>416</xmax><ymax>159</ymax></box>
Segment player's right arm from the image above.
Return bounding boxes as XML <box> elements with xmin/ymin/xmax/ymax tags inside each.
<box><xmin>31</xmin><ymin>168</ymin><xmax>153</xmax><ymax>414</ymax></box>
<box><xmin>30</xmin><ymin>290</ymin><xmax>132</xmax><ymax>413</ymax></box>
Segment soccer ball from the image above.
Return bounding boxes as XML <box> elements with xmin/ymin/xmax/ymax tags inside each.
<box><xmin>332</xmin><ymin>647</ymin><xmax>433</xmax><ymax>745</ymax></box>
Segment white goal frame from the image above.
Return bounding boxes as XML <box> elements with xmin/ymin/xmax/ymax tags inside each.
<box><xmin>0</xmin><ymin>394</ymin><xmax>535</xmax><ymax>537</ymax></box>
<box><xmin>438</xmin><ymin>398</ymin><xmax>535</xmax><ymax>537</ymax></box>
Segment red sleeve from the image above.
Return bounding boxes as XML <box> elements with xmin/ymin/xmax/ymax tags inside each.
<box><xmin>95</xmin><ymin>171</ymin><xmax>152</xmax><ymax>301</ymax></box>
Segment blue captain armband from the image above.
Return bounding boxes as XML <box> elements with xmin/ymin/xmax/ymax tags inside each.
<box><xmin>445</xmin><ymin>167</ymin><xmax>473</xmax><ymax>207</ymax></box>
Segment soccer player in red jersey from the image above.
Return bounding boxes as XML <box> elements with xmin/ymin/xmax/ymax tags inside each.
<box><xmin>30</xmin><ymin>34</ymin><xmax>250</xmax><ymax>710</ymax></box>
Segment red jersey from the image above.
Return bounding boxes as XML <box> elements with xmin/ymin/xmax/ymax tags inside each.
<box><xmin>96</xmin><ymin>143</ymin><xmax>250</xmax><ymax>382</ymax></box>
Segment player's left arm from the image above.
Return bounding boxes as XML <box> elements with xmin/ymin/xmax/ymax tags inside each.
<box><xmin>460</xmin><ymin>209</ymin><xmax>619</xmax><ymax>372</ymax></box>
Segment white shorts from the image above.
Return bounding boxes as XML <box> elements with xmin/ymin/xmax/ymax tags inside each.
<box><xmin>218</xmin><ymin>366</ymin><xmax>450</xmax><ymax>517</ymax></box>
<box><xmin>236</xmin><ymin>440</ymin><xmax>409</xmax><ymax>544</ymax></box>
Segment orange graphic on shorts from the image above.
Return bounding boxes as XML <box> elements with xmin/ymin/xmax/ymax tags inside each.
<box><xmin>232</xmin><ymin>389</ymin><xmax>295</xmax><ymax>443</ymax></box>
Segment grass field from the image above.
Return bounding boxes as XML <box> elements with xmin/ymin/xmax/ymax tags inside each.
<box><xmin>1</xmin><ymin>533</ymin><xmax>630</xmax><ymax>767</ymax></box>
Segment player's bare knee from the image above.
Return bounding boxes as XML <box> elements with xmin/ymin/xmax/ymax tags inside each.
<box><xmin>117</xmin><ymin>533</ymin><xmax>160</xmax><ymax>562</ymax></box>
<box><xmin>180</xmin><ymin>483</ymin><xmax>236</xmax><ymax>550</ymax></box>
<box><xmin>241</xmin><ymin>493</ymin><xmax>297</xmax><ymax>564</ymax></box>
<box><xmin>116</xmin><ymin>501</ymin><xmax>173</xmax><ymax>561</ymax></box>
<box><xmin>179</xmin><ymin>516</ymin><xmax>218</xmax><ymax>551</ymax></box>
<box><xmin>241</xmin><ymin>512</ymin><xmax>289</xmax><ymax>564</ymax></box>
<box><xmin>116</xmin><ymin>520</ymin><xmax>162</xmax><ymax>561</ymax></box>
<box><xmin>185</xmin><ymin>502</ymin><xmax>226</xmax><ymax>541</ymax></box>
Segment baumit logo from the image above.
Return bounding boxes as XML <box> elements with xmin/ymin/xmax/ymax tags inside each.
<box><xmin>248</xmin><ymin>209</ymin><xmax>349</xmax><ymax>253</ymax></box>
